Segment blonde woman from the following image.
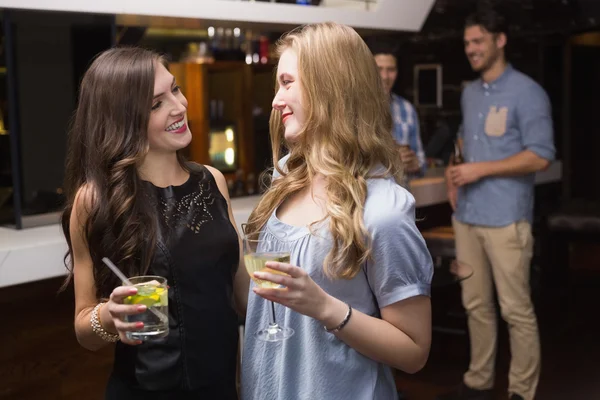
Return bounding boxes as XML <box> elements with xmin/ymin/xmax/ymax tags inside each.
<box><xmin>241</xmin><ymin>22</ymin><xmax>433</xmax><ymax>399</ymax></box>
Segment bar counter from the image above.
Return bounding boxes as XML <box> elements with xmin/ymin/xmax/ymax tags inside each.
<box><xmin>0</xmin><ymin>162</ymin><xmax>562</xmax><ymax>288</ymax></box>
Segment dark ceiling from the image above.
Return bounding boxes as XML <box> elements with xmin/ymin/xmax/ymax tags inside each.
<box><xmin>413</xmin><ymin>0</ymin><xmax>600</xmax><ymax>41</ymax></box>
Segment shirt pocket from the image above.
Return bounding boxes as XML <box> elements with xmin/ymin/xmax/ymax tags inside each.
<box><xmin>484</xmin><ymin>105</ymin><xmax>509</xmax><ymax>137</ymax></box>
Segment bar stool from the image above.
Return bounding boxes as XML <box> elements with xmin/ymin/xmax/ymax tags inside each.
<box><xmin>421</xmin><ymin>225</ymin><xmax>471</xmax><ymax>336</ymax></box>
<box><xmin>542</xmin><ymin>199</ymin><xmax>600</xmax><ymax>335</ymax></box>
<box><xmin>421</xmin><ymin>225</ymin><xmax>456</xmax><ymax>267</ymax></box>
<box><xmin>543</xmin><ymin>199</ymin><xmax>600</xmax><ymax>287</ymax></box>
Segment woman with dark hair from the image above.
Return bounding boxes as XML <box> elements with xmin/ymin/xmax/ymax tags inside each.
<box><xmin>61</xmin><ymin>46</ymin><xmax>248</xmax><ymax>399</ymax></box>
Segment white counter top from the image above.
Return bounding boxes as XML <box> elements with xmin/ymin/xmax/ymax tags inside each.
<box><xmin>0</xmin><ymin>161</ymin><xmax>562</xmax><ymax>288</ymax></box>
<box><xmin>0</xmin><ymin>195</ymin><xmax>266</xmax><ymax>288</ymax></box>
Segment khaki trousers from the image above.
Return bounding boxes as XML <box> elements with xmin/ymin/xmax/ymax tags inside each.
<box><xmin>453</xmin><ymin>218</ymin><xmax>540</xmax><ymax>400</ymax></box>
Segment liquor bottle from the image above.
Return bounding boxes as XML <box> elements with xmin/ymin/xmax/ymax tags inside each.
<box><xmin>453</xmin><ymin>140</ymin><xmax>464</xmax><ymax>165</ymax></box>
<box><xmin>259</xmin><ymin>35</ymin><xmax>269</xmax><ymax>64</ymax></box>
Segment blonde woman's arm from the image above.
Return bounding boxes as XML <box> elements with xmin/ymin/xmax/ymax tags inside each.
<box><xmin>323</xmin><ymin>290</ymin><xmax>430</xmax><ymax>373</ymax></box>
<box><xmin>254</xmin><ymin>264</ymin><xmax>431</xmax><ymax>373</ymax></box>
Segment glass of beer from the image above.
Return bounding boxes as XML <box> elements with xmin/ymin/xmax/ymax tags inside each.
<box><xmin>243</xmin><ymin>227</ymin><xmax>294</xmax><ymax>342</ymax></box>
<box><xmin>123</xmin><ymin>276</ymin><xmax>169</xmax><ymax>342</ymax></box>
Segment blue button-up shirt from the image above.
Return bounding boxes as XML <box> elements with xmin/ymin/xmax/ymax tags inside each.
<box><xmin>391</xmin><ymin>93</ymin><xmax>426</xmax><ymax>175</ymax></box>
<box><xmin>455</xmin><ymin>65</ymin><xmax>556</xmax><ymax>227</ymax></box>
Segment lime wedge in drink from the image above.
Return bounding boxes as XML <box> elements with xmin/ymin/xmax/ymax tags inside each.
<box><xmin>125</xmin><ymin>283</ymin><xmax>167</xmax><ymax>307</ymax></box>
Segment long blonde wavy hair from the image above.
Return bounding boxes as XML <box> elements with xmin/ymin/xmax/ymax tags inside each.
<box><xmin>246</xmin><ymin>22</ymin><xmax>404</xmax><ymax>280</ymax></box>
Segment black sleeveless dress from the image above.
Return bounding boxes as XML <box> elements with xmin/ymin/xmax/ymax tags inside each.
<box><xmin>105</xmin><ymin>164</ymin><xmax>240</xmax><ymax>399</ymax></box>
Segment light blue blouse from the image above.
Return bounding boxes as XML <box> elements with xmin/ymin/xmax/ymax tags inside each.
<box><xmin>241</xmin><ymin>160</ymin><xmax>433</xmax><ymax>400</ymax></box>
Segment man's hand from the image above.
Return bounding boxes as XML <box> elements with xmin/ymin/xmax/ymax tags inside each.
<box><xmin>399</xmin><ymin>146</ymin><xmax>420</xmax><ymax>173</ymax></box>
<box><xmin>448</xmin><ymin>187</ymin><xmax>458</xmax><ymax>211</ymax></box>
<box><xmin>445</xmin><ymin>167</ymin><xmax>458</xmax><ymax>210</ymax></box>
<box><xmin>449</xmin><ymin>163</ymin><xmax>483</xmax><ymax>187</ymax></box>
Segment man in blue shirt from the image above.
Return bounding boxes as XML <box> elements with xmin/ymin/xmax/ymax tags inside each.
<box><xmin>439</xmin><ymin>8</ymin><xmax>555</xmax><ymax>400</ymax></box>
<box><xmin>372</xmin><ymin>45</ymin><xmax>426</xmax><ymax>177</ymax></box>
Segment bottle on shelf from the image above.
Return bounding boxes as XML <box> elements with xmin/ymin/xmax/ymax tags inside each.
<box><xmin>259</xmin><ymin>35</ymin><xmax>270</xmax><ymax>64</ymax></box>
<box><xmin>180</xmin><ymin>42</ymin><xmax>214</xmax><ymax>64</ymax></box>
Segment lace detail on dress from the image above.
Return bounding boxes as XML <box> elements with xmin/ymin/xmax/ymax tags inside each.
<box><xmin>160</xmin><ymin>179</ymin><xmax>216</xmax><ymax>234</ymax></box>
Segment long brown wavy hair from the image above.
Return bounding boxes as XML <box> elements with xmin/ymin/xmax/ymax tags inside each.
<box><xmin>246</xmin><ymin>22</ymin><xmax>404</xmax><ymax>280</ymax></box>
<box><xmin>61</xmin><ymin>47</ymin><xmax>188</xmax><ymax>298</ymax></box>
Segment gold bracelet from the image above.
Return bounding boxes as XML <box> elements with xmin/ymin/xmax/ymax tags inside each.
<box><xmin>91</xmin><ymin>302</ymin><xmax>120</xmax><ymax>343</ymax></box>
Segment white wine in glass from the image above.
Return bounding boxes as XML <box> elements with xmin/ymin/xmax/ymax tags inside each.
<box><xmin>244</xmin><ymin>252</ymin><xmax>290</xmax><ymax>289</ymax></box>
<box><xmin>242</xmin><ymin>226</ymin><xmax>295</xmax><ymax>342</ymax></box>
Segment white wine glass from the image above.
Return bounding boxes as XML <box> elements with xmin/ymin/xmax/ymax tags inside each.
<box><xmin>242</xmin><ymin>227</ymin><xmax>294</xmax><ymax>342</ymax></box>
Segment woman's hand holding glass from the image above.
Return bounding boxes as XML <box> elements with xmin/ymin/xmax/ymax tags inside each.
<box><xmin>103</xmin><ymin>286</ymin><xmax>147</xmax><ymax>345</ymax></box>
<box><xmin>252</xmin><ymin>261</ymin><xmax>348</xmax><ymax>328</ymax></box>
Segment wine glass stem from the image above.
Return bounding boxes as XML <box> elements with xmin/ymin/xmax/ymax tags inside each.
<box><xmin>269</xmin><ymin>300</ymin><xmax>278</xmax><ymax>327</ymax></box>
